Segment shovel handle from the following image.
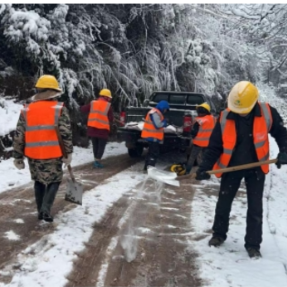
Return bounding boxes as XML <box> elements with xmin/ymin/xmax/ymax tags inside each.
<box><xmin>177</xmin><ymin>158</ymin><xmax>278</xmax><ymax>180</ymax></box>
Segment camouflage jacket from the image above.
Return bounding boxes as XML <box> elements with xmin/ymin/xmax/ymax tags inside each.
<box><xmin>13</xmin><ymin>102</ymin><xmax>73</xmax><ymax>185</ymax></box>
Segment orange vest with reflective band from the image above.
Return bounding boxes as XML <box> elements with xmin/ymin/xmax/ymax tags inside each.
<box><xmin>22</xmin><ymin>101</ymin><xmax>64</xmax><ymax>160</ymax></box>
<box><xmin>213</xmin><ymin>103</ymin><xmax>273</xmax><ymax>178</ymax></box>
<box><xmin>141</xmin><ymin>108</ymin><xmax>164</xmax><ymax>141</ymax></box>
<box><xmin>88</xmin><ymin>100</ymin><xmax>111</xmax><ymax>131</ymax></box>
<box><xmin>193</xmin><ymin>115</ymin><xmax>216</xmax><ymax>147</ymax></box>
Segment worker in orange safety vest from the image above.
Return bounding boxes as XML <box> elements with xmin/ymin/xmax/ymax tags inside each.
<box><xmin>195</xmin><ymin>81</ymin><xmax>287</xmax><ymax>258</ymax></box>
<box><xmin>13</xmin><ymin>75</ymin><xmax>73</xmax><ymax>222</ymax></box>
<box><xmin>141</xmin><ymin>100</ymin><xmax>170</xmax><ymax>171</ymax></box>
<box><xmin>80</xmin><ymin>89</ymin><xmax>114</xmax><ymax>168</ymax></box>
<box><xmin>185</xmin><ymin>102</ymin><xmax>216</xmax><ymax>174</ymax></box>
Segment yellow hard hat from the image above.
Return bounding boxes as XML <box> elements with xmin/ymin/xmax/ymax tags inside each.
<box><xmin>170</xmin><ymin>163</ymin><xmax>186</xmax><ymax>176</ymax></box>
<box><xmin>228</xmin><ymin>81</ymin><xmax>259</xmax><ymax>114</ymax></box>
<box><xmin>99</xmin><ymin>88</ymin><xmax>112</xmax><ymax>98</ymax></box>
<box><xmin>35</xmin><ymin>75</ymin><xmax>62</xmax><ymax>92</ymax></box>
<box><xmin>197</xmin><ymin>102</ymin><xmax>211</xmax><ymax>112</ymax></box>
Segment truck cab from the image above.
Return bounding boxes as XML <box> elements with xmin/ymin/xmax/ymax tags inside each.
<box><xmin>117</xmin><ymin>91</ymin><xmax>217</xmax><ymax>158</ymax></box>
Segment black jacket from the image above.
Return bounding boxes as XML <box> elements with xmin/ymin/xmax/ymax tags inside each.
<box><xmin>198</xmin><ymin>102</ymin><xmax>287</xmax><ymax>172</ymax></box>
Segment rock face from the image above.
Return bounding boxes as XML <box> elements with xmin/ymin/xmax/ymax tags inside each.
<box><xmin>0</xmin><ymin>130</ymin><xmax>15</xmax><ymax>160</ymax></box>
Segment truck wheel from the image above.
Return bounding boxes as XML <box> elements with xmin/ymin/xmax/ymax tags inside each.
<box><xmin>128</xmin><ymin>146</ymin><xmax>143</xmax><ymax>158</ymax></box>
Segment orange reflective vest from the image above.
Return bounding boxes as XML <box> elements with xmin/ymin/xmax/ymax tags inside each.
<box><xmin>88</xmin><ymin>100</ymin><xmax>111</xmax><ymax>131</ymax></box>
<box><xmin>213</xmin><ymin>103</ymin><xmax>273</xmax><ymax>178</ymax></box>
<box><xmin>21</xmin><ymin>101</ymin><xmax>64</xmax><ymax>160</ymax></box>
<box><xmin>141</xmin><ymin>108</ymin><xmax>164</xmax><ymax>141</ymax></box>
<box><xmin>193</xmin><ymin>115</ymin><xmax>216</xmax><ymax>147</ymax></box>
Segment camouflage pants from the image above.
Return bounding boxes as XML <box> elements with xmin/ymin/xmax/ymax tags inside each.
<box><xmin>186</xmin><ymin>144</ymin><xmax>205</xmax><ymax>171</ymax></box>
<box><xmin>28</xmin><ymin>158</ymin><xmax>63</xmax><ymax>186</ymax></box>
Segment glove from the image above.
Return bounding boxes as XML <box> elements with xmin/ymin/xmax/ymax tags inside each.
<box><xmin>62</xmin><ymin>154</ymin><xmax>72</xmax><ymax>167</ymax></box>
<box><xmin>162</xmin><ymin>119</ymin><xmax>169</xmax><ymax>127</ymax></box>
<box><xmin>13</xmin><ymin>159</ymin><xmax>25</xmax><ymax>170</ymax></box>
<box><xmin>195</xmin><ymin>169</ymin><xmax>211</xmax><ymax>180</ymax></box>
<box><xmin>276</xmin><ymin>152</ymin><xmax>287</xmax><ymax>169</ymax></box>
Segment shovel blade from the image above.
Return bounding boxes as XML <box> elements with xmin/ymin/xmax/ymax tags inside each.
<box><xmin>147</xmin><ymin>166</ymin><xmax>179</xmax><ymax>187</ymax></box>
<box><xmin>65</xmin><ymin>178</ymin><xmax>83</xmax><ymax>205</ymax></box>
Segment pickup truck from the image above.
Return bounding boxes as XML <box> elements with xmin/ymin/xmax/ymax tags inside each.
<box><xmin>117</xmin><ymin>91</ymin><xmax>217</xmax><ymax>158</ymax></box>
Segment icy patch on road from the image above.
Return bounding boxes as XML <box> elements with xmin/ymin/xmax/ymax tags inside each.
<box><xmin>4</xmin><ymin>230</ymin><xmax>20</xmax><ymax>241</ymax></box>
<box><xmin>13</xmin><ymin>219</ymin><xmax>24</xmax><ymax>224</ymax></box>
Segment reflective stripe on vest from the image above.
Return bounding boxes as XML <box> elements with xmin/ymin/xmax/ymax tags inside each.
<box><xmin>87</xmin><ymin>100</ymin><xmax>111</xmax><ymax>130</ymax></box>
<box><xmin>213</xmin><ymin>103</ymin><xmax>273</xmax><ymax>178</ymax></box>
<box><xmin>22</xmin><ymin>101</ymin><xmax>63</xmax><ymax>160</ymax></box>
<box><xmin>193</xmin><ymin>115</ymin><xmax>216</xmax><ymax>147</ymax></box>
<box><xmin>141</xmin><ymin>108</ymin><xmax>164</xmax><ymax>141</ymax></box>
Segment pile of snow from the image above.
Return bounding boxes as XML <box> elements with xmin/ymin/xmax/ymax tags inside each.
<box><xmin>0</xmin><ymin>98</ymin><xmax>23</xmax><ymax>137</ymax></box>
<box><xmin>124</xmin><ymin>121</ymin><xmax>180</xmax><ymax>133</ymax></box>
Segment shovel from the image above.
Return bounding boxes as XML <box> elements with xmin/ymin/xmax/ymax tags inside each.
<box><xmin>148</xmin><ymin>159</ymin><xmax>278</xmax><ymax>186</ymax></box>
<box><xmin>55</xmin><ymin>126</ymin><xmax>83</xmax><ymax>205</ymax></box>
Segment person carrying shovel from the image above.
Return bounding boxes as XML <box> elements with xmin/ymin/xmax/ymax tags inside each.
<box><xmin>195</xmin><ymin>81</ymin><xmax>287</xmax><ymax>258</ymax></box>
<box><xmin>13</xmin><ymin>75</ymin><xmax>73</xmax><ymax>222</ymax></box>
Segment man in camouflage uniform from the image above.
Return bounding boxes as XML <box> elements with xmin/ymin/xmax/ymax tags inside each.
<box><xmin>13</xmin><ymin>75</ymin><xmax>73</xmax><ymax>222</ymax></box>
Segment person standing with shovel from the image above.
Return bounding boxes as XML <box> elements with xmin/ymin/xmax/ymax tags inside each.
<box><xmin>195</xmin><ymin>81</ymin><xmax>287</xmax><ymax>258</ymax></box>
<box><xmin>13</xmin><ymin>75</ymin><xmax>73</xmax><ymax>222</ymax></box>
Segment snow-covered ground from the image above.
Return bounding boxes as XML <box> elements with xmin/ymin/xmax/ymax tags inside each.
<box><xmin>0</xmin><ymin>162</ymin><xmax>147</xmax><ymax>287</ymax></box>
<box><xmin>188</xmin><ymin>84</ymin><xmax>287</xmax><ymax>287</ymax></box>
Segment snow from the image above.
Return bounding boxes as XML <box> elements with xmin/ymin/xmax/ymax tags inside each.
<box><xmin>124</xmin><ymin>121</ymin><xmax>180</xmax><ymax>133</ymax></box>
<box><xmin>13</xmin><ymin>219</ymin><xmax>24</xmax><ymax>224</ymax></box>
<box><xmin>0</xmin><ymin>98</ymin><xmax>23</xmax><ymax>136</ymax></box>
<box><xmin>1</xmin><ymin>163</ymin><xmax>147</xmax><ymax>287</ymax></box>
<box><xmin>4</xmin><ymin>230</ymin><xmax>20</xmax><ymax>241</ymax></box>
<box><xmin>0</xmin><ymin>141</ymin><xmax>127</xmax><ymax>194</ymax></box>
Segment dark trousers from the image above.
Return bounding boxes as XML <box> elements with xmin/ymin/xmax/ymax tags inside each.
<box><xmin>91</xmin><ymin>137</ymin><xmax>107</xmax><ymax>160</ymax></box>
<box><xmin>186</xmin><ymin>144</ymin><xmax>205</xmax><ymax>169</ymax></box>
<box><xmin>212</xmin><ymin>168</ymin><xmax>265</xmax><ymax>249</ymax></box>
<box><xmin>34</xmin><ymin>181</ymin><xmax>61</xmax><ymax>214</ymax></box>
<box><xmin>144</xmin><ymin>141</ymin><xmax>160</xmax><ymax>169</ymax></box>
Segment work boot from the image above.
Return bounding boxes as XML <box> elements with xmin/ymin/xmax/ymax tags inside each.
<box><xmin>38</xmin><ymin>212</ymin><xmax>43</xmax><ymax>220</ymax></box>
<box><xmin>246</xmin><ymin>247</ymin><xmax>261</xmax><ymax>258</ymax></box>
<box><xmin>208</xmin><ymin>235</ymin><xmax>225</xmax><ymax>247</ymax></box>
<box><xmin>93</xmin><ymin>161</ymin><xmax>104</xmax><ymax>168</ymax></box>
<box><xmin>43</xmin><ymin>212</ymin><xmax>53</xmax><ymax>222</ymax></box>
<box><xmin>185</xmin><ymin>165</ymin><xmax>192</xmax><ymax>175</ymax></box>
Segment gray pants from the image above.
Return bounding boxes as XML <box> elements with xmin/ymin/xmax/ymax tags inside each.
<box><xmin>91</xmin><ymin>137</ymin><xmax>107</xmax><ymax>160</ymax></box>
<box><xmin>186</xmin><ymin>144</ymin><xmax>205</xmax><ymax>172</ymax></box>
<box><xmin>34</xmin><ymin>181</ymin><xmax>61</xmax><ymax>214</ymax></box>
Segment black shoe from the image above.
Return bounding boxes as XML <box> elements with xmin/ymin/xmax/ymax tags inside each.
<box><xmin>246</xmin><ymin>247</ymin><xmax>261</xmax><ymax>258</ymax></box>
<box><xmin>43</xmin><ymin>213</ymin><xmax>53</xmax><ymax>222</ymax></box>
<box><xmin>38</xmin><ymin>212</ymin><xmax>43</xmax><ymax>220</ymax></box>
<box><xmin>208</xmin><ymin>235</ymin><xmax>225</xmax><ymax>247</ymax></box>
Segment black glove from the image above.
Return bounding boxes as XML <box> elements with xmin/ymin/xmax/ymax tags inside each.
<box><xmin>276</xmin><ymin>152</ymin><xmax>287</xmax><ymax>169</ymax></box>
<box><xmin>195</xmin><ymin>169</ymin><xmax>211</xmax><ymax>180</ymax></box>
